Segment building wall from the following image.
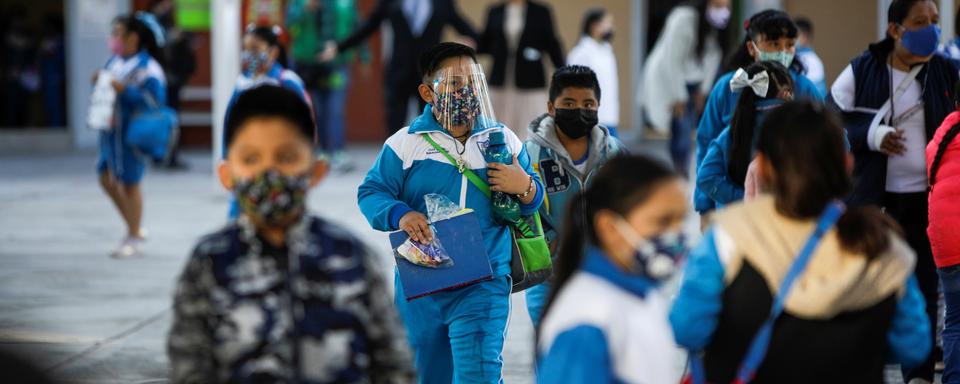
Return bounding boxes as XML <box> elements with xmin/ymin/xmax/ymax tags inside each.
<box><xmin>455</xmin><ymin>0</ymin><xmax>635</xmax><ymax>131</ymax></box>
<box><xmin>783</xmin><ymin>0</ymin><xmax>878</xmax><ymax>88</ymax></box>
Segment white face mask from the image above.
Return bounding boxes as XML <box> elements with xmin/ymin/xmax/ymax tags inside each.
<box><xmin>707</xmin><ymin>6</ymin><xmax>731</xmax><ymax>29</ymax></box>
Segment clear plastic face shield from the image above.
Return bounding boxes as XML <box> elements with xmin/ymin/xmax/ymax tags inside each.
<box><xmin>428</xmin><ymin>62</ymin><xmax>498</xmax><ymax>133</ymax></box>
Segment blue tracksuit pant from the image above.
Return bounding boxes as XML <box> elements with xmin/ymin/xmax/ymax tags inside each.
<box><xmin>394</xmin><ymin>274</ymin><xmax>511</xmax><ymax>384</ymax></box>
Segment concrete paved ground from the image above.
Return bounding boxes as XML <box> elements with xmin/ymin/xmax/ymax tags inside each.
<box><xmin>0</xmin><ymin>145</ymin><xmax>543</xmax><ymax>383</ymax></box>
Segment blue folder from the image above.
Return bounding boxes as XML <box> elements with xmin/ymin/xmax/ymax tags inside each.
<box><xmin>389</xmin><ymin>211</ymin><xmax>493</xmax><ymax>301</ymax></box>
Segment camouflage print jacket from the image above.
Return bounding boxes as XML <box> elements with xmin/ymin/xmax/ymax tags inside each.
<box><xmin>167</xmin><ymin>215</ymin><xmax>415</xmax><ymax>384</ymax></box>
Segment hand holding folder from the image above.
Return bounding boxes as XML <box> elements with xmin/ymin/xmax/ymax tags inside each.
<box><xmin>390</xmin><ymin>210</ymin><xmax>493</xmax><ymax>300</ymax></box>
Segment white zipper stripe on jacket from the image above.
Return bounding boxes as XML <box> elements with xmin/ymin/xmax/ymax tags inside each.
<box><xmin>459</xmin><ymin>174</ymin><xmax>468</xmax><ymax>208</ymax></box>
<box><xmin>432</xmin><ymin>130</ymin><xmax>473</xmax><ymax>208</ymax></box>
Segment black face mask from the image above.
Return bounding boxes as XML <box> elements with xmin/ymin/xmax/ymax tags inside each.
<box><xmin>554</xmin><ymin>108</ymin><xmax>598</xmax><ymax>139</ymax></box>
<box><xmin>602</xmin><ymin>30</ymin><xmax>614</xmax><ymax>42</ymax></box>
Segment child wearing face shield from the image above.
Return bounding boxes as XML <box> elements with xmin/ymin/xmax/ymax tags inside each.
<box><xmin>694</xmin><ymin>10</ymin><xmax>825</xmax><ymax>220</ymax></box>
<box><xmin>535</xmin><ymin>154</ymin><xmax>687</xmax><ymax>384</ymax></box>
<box><xmin>358</xmin><ymin>42</ymin><xmax>545</xmax><ymax>383</ymax></box>
<box><xmin>697</xmin><ymin>61</ymin><xmax>793</xmax><ymax>210</ymax></box>
<box><xmin>223</xmin><ymin>25</ymin><xmax>314</xmax><ymax>219</ymax></box>
<box><xmin>672</xmin><ymin>101</ymin><xmax>929</xmax><ymax>383</ymax></box>
<box><xmin>830</xmin><ymin>1</ymin><xmax>960</xmax><ymax>381</ymax></box>
<box><xmin>522</xmin><ymin>65</ymin><xmax>627</xmax><ymax>328</ymax></box>
<box><xmin>168</xmin><ymin>86</ymin><xmax>414</xmax><ymax>383</ymax></box>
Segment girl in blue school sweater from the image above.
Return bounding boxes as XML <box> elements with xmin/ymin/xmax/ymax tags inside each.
<box><xmin>694</xmin><ymin>9</ymin><xmax>824</xmax><ymax>216</ymax></box>
<box><xmin>537</xmin><ymin>155</ymin><xmax>687</xmax><ymax>384</ymax></box>
<box><xmin>673</xmin><ymin>101</ymin><xmax>930</xmax><ymax>383</ymax></box>
<box><xmin>697</xmin><ymin>60</ymin><xmax>793</xmax><ymax>209</ymax></box>
<box><xmin>96</xmin><ymin>13</ymin><xmax>167</xmax><ymax>258</ymax></box>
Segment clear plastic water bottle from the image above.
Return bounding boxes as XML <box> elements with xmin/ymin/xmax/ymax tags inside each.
<box><xmin>485</xmin><ymin>132</ymin><xmax>521</xmax><ymax>225</ymax></box>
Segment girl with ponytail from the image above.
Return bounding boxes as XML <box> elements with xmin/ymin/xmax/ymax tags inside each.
<box><xmin>222</xmin><ymin>24</ymin><xmax>314</xmax><ymax>218</ymax></box>
<box><xmin>94</xmin><ymin>13</ymin><xmax>169</xmax><ymax>258</ymax></box>
<box><xmin>926</xmin><ymin>80</ymin><xmax>960</xmax><ymax>380</ymax></box>
<box><xmin>536</xmin><ymin>154</ymin><xmax>688</xmax><ymax>383</ymax></box>
<box><xmin>697</xmin><ymin>60</ymin><xmax>792</xmax><ymax>209</ymax></box>
<box><xmin>671</xmin><ymin>101</ymin><xmax>930</xmax><ymax>382</ymax></box>
<box><xmin>693</xmin><ymin>9</ymin><xmax>825</xmax><ymax>218</ymax></box>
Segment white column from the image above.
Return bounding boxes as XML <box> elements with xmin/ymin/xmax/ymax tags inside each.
<box><xmin>942</xmin><ymin>0</ymin><xmax>956</xmax><ymax>41</ymax></box>
<box><xmin>632</xmin><ymin>0</ymin><xmax>646</xmax><ymax>133</ymax></box>
<box><xmin>211</xmin><ymin>0</ymin><xmax>241</xmax><ymax>173</ymax></box>
<box><xmin>66</xmin><ymin>0</ymin><xmax>130</xmax><ymax>149</ymax></box>
<box><xmin>878</xmin><ymin>0</ymin><xmax>893</xmax><ymax>40</ymax></box>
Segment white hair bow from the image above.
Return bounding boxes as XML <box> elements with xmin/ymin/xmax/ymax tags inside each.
<box><xmin>729</xmin><ymin>68</ymin><xmax>769</xmax><ymax>97</ymax></box>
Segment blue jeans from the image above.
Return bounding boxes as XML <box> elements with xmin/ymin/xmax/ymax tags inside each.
<box><xmin>941</xmin><ymin>264</ymin><xmax>960</xmax><ymax>383</ymax></box>
<box><xmin>670</xmin><ymin>84</ymin><xmax>699</xmax><ymax>176</ymax></box>
<box><xmin>311</xmin><ymin>68</ymin><xmax>350</xmax><ymax>153</ymax></box>
<box><xmin>395</xmin><ymin>274</ymin><xmax>511</xmax><ymax>384</ymax></box>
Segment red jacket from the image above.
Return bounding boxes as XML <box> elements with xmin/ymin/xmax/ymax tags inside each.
<box><xmin>927</xmin><ymin>111</ymin><xmax>960</xmax><ymax>268</ymax></box>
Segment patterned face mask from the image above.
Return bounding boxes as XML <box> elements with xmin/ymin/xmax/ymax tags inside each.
<box><xmin>241</xmin><ymin>50</ymin><xmax>270</xmax><ymax>76</ymax></box>
<box><xmin>614</xmin><ymin>219</ymin><xmax>688</xmax><ymax>281</ymax></box>
<box><xmin>234</xmin><ymin>169</ymin><xmax>311</xmax><ymax>226</ymax></box>
<box><xmin>432</xmin><ymin>84</ymin><xmax>480</xmax><ymax>126</ymax></box>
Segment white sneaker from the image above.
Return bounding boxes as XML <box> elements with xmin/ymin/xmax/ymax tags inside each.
<box><xmin>331</xmin><ymin>151</ymin><xmax>355</xmax><ymax>173</ymax></box>
<box><xmin>110</xmin><ymin>236</ymin><xmax>143</xmax><ymax>258</ymax></box>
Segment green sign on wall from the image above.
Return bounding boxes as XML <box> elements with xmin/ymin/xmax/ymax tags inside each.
<box><xmin>176</xmin><ymin>0</ymin><xmax>211</xmax><ymax>31</ymax></box>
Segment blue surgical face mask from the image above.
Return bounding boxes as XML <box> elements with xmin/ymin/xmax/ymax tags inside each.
<box><xmin>900</xmin><ymin>24</ymin><xmax>941</xmax><ymax>57</ymax></box>
<box><xmin>752</xmin><ymin>41</ymin><xmax>795</xmax><ymax>69</ymax></box>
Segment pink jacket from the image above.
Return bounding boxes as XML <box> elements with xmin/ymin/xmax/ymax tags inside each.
<box><xmin>927</xmin><ymin>111</ymin><xmax>960</xmax><ymax>268</ymax></box>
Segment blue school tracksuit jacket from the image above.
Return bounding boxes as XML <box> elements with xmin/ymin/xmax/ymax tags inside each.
<box><xmin>523</xmin><ymin>113</ymin><xmax>627</xmax><ymax>327</ymax></box>
<box><xmin>693</xmin><ymin>69</ymin><xmax>824</xmax><ymax>213</ymax></box>
<box><xmin>358</xmin><ymin>104</ymin><xmax>544</xmax><ymax>383</ymax></box>
<box><xmin>670</xmin><ymin>197</ymin><xmax>931</xmax><ymax>381</ymax></box>
<box><xmin>97</xmin><ymin>51</ymin><xmax>167</xmax><ymax>185</ymax></box>
<box><xmin>696</xmin><ymin>99</ymin><xmax>799</xmax><ymax>210</ymax></box>
<box><xmin>537</xmin><ymin>248</ymin><xmax>679</xmax><ymax>384</ymax></box>
<box><xmin>697</xmin><ymin>127</ymin><xmax>742</xmax><ymax>210</ymax></box>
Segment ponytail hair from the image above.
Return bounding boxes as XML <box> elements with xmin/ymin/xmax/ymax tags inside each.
<box><xmin>115</xmin><ymin>14</ymin><xmax>166</xmax><ymax>68</ymax></box>
<box><xmin>727</xmin><ymin>60</ymin><xmax>792</xmax><ymax>185</ymax></box>
<box><xmin>757</xmin><ymin>101</ymin><xmax>902</xmax><ymax>259</ymax></box>
<box><xmin>538</xmin><ymin>155</ymin><xmax>678</xmax><ymax>332</ymax></box>
<box><xmin>929</xmin><ymin>80</ymin><xmax>960</xmax><ymax>188</ymax></box>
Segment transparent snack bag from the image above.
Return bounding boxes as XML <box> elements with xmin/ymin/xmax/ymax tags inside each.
<box><xmin>394</xmin><ymin>194</ymin><xmax>461</xmax><ymax>268</ymax></box>
<box><xmin>396</xmin><ymin>231</ymin><xmax>453</xmax><ymax>269</ymax></box>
